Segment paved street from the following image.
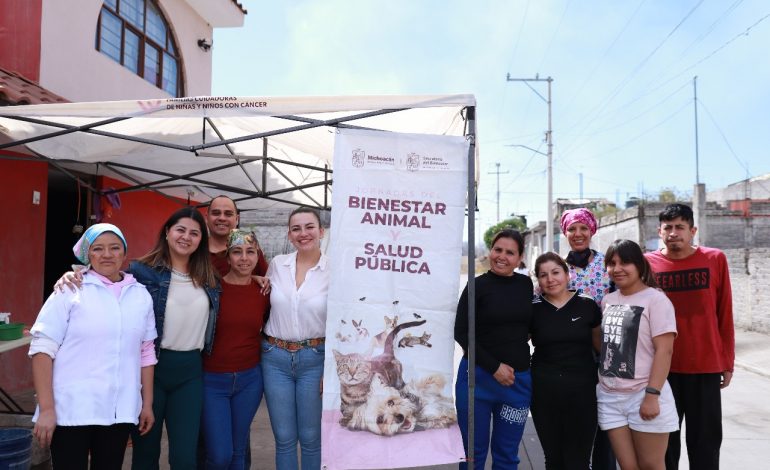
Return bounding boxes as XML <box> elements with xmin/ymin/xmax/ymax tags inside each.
<box><xmin>121</xmin><ymin>329</ymin><xmax>769</xmax><ymax>470</ymax></box>
<box><xmin>7</xmin><ymin>328</ymin><xmax>768</xmax><ymax>469</ymax></box>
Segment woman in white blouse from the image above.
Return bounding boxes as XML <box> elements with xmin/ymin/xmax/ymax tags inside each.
<box><xmin>29</xmin><ymin>223</ymin><xmax>157</xmax><ymax>469</ymax></box>
<box><xmin>262</xmin><ymin>207</ymin><xmax>329</xmax><ymax>470</ymax></box>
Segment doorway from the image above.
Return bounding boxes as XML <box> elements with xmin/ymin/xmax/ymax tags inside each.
<box><xmin>43</xmin><ymin>169</ymin><xmax>93</xmax><ymax>299</ymax></box>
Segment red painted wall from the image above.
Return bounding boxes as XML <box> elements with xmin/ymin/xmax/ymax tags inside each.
<box><xmin>97</xmin><ymin>176</ymin><xmax>204</xmax><ymax>261</ymax></box>
<box><xmin>0</xmin><ymin>0</ymin><xmax>42</xmax><ymax>81</ymax></box>
<box><xmin>0</xmin><ymin>155</ymin><xmax>48</xmax><ymax>393</ymax></box>
<box><xmin>0</xmin><ymin>168</ymin><xmax>203</xmax><ymax>395</ymax></box>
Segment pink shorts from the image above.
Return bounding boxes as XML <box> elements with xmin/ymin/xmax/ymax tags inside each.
<box><xmin>597</xmin><ymin>381</ymin><xmax>679</xmax><ymax>433</ymax></box>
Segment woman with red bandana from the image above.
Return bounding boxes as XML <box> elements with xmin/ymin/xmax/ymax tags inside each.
<box><xmin>559</xmin><ymin>207</ymin><xmax>616</xmax><ymax>469</ymax></box>
<box><xmin>560</xmin><ymin>208</ymin><xmax>613</xmax><ymax>304</ymax></box>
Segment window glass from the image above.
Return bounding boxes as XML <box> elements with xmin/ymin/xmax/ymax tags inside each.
<box><xmin>96</xmin><ymin>0</ymin><xmax>182</xmax><ymax>96</ymax></box>
<box><xmin>166</xmin><ymin>36</ymin><xmax>176</xmax><ymax>55</ymax></box>
<box><xmin>99</xmin><ymin>9</ymin><xmax>122</xmax><ymax>62</ymax></box>
<box><xmin>162</xmin><ymin>53</ymin><xmax>178</xmax><ymax>96</ymax></box>
<box><xmin>120</xmin><ymin>0</ymin><xmax>144</xmax><ymax>29</ymax></box>
<box><xmin>144</xmin><ymin>45</ymin><xmax>160</xmax><ymax>86</ymax></box>
<box><xmin>145</xmin><ymin>2</ymin><xmax>166</xmax><ymax>46</ymax></box>
<box><xmin>123</xmin><ymin>29</ymin><xmax>140</xmax><ymax>73</ymax></box>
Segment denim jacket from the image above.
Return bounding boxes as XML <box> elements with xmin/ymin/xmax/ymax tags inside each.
<box><xmin>128</xmin><ymin>261</ymin><xmax>220</xmax><ymax>357</ymax></box>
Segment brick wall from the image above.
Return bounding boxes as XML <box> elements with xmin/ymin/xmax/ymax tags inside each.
<box><xmin>725</xmin><ymin>248</ymin><xmax>770</xmax><ymax>333</ymax></box>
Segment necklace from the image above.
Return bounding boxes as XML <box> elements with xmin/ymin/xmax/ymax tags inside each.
<box><xmin>171</xmin><ymin>268</ymin><xmax>190</xmax><ymax>278</ymax></box>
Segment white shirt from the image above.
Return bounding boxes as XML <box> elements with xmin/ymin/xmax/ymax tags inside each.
<box><xmin>160</xmin><ymin>271</ymin><xmax>209</xmax><ymax>351</ymax></box>
<box><xmin>29</xmin><ymin>272</ymin><xmax>157</xmax><ymax>426</ymax></box>
<box><xmin>264</xmin><ymin>252</ymin><xmax>329</xmax><ymax>341</ymax></box>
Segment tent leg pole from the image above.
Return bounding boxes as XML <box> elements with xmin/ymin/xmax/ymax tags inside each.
<box><xmin>262</xmin><ymin>138</ymin><xmax>268</xmax><ymax>197</ymax></box>
<box><xmin>465</xmin><ymin>106</ymin><xmax>476</xmax><ymax>466</ymax></box>
<box><xmin>324</xmin><ymin>163</ymin><xmax>329</xmax><ymax>209</ymax></box>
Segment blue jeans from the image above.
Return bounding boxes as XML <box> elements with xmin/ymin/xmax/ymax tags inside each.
<box><xmin>260</xmin><ymin>339</ymin><xmax>324</xmax><ymax>470</ymax></box>
<box><xmin>202</xmin><ymin>365</ymin><xmax>264</xmax><ymax>470</ymax></box>
<box><xmin>455</xmin><ymin>357</ymin><xmax>532</xmax><ymax>470</ymax></box>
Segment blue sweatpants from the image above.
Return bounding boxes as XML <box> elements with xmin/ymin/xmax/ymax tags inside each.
<box><xmin>456</xmin><ymin>357</ymin><xmax>532</xmax><ymax>470</ymax></box>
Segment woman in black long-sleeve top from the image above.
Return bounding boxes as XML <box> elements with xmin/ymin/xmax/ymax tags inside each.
<box><xmin>455</xmin><ymin>229</ymin><xmax>533</xmax><ymax>470</ymax></box>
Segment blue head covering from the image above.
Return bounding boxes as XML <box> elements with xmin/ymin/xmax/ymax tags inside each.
<box><xmin>72</xmin><ymin>223</ymin><xmax>128</xmax><ymax>264</ymax></box>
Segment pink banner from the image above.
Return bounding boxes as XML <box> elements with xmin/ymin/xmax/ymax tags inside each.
<box><xmin>322</xmin><ymin>128</ymin><xmax>468</xmax><ymax>469</ymax></box>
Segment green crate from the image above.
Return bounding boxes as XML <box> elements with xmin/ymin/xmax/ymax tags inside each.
<box><xmin>0</xmin><ymin>322</ymin><xmax>24</xmax><ymax>341</ymax></box>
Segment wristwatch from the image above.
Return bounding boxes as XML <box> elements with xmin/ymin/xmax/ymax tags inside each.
<box><xmin>645</xmin><ymin>386</ymin><xmax>661</xmax><ymax>395</ymax></box>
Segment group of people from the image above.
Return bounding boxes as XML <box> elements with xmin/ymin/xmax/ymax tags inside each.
<box><xmin>455</xmin><ymin>204</ymin><xmax>734</xmax><ymax>470</ymax></box>
<box><xmin>26</xmin><ymin>197</ymin><xmax>733</xmax><ymax>470</ymax></box>
<box><xmin>29</xmin><ymin>196</ymin><xmax>327</xmax><ymax>470</ymax></box>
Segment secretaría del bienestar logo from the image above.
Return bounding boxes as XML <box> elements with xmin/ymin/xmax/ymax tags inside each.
<box><xmin>352</xmin><ymin>148</ymin><xmax>365</xmax><ymax>168</ymax></box>
<box><xmin>406</xmin><ymin>152</ymin><xmax>420</xmax><ymax>171</ymax></box>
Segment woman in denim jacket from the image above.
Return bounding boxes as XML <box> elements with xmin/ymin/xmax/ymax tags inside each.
<box><xmin>129</xmin><ymin>207</ymin><xmax>220</xmax><ymax>469</ymax></box>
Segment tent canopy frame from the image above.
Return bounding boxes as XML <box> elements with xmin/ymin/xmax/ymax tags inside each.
<box><xmin>0</xmin><ymin>96</ymin><xmax>479</xmax><ymax>460</ymax></box>
<box><xmin>0</xmin><ymin>107</ymin><xmax>413</xmax><ymax>210</ymax></box>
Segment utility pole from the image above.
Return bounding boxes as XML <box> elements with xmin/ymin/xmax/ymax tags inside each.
<box><xmin>579</xmin><ymin>172</ymin><xmax>584</xmax><ymax>200</ymax></box>
<box><xmin>692</xmin><ymin>75</ymin><xmax>707</xmax><ymax>245</ymax></box>
<box><xmin>488</xmin><ymin>162</ymin><xmax>509</xmax><ymax>223</ymax></box>
<box><xmin>693</xmin><ymin>76</ymin><xmax>700</xmax><ymax>184</ymax></box>
<box><xmin>506</xmin><ymin>73</ymin><xmax>554</xmax><ymax>252</ymax></box>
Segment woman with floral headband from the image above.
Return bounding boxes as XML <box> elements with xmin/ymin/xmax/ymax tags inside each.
<box><xmin>202</xmin><ymin>229</ymin><xmax>269</xmax><ymax>470</ymax></box>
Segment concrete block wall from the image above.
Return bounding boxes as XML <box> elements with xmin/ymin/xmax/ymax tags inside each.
<box><xmin>593</xmin><ymin>204</ymin><xmax>665</xmax><ymax>254</ymax></box>
<box><xmin>724</xmin><ymin>248</ymin><xmax>770</xmax><ymax>333</ymax></box>
<box><xmin>240</xmin><ymin>207</ymin><xmax>331</xmax><ymax>260</ymax></box>
<box><xmin>701</xmin><ymin>213</ymin><xmax>770</xmax><ymax>250</ymax></box>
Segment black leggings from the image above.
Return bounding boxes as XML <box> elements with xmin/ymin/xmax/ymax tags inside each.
<box><xmin>50</xmin><ymin>423</ymin><xmax>132</xmax><ymax>470</ymax></box>
<box><xmin>531</xmin><ymin>370</ymin><xmax>597</xmax><ymax>470</ymax></box>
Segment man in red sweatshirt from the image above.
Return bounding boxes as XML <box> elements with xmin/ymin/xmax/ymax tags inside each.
<box><xmin>645</xmin><ymin>203</ymin><xmax>734</xmax><ymax>470</ymax></box>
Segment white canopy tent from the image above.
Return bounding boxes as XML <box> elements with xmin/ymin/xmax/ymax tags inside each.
<box><xmin>0</xmin><ymin>94</ymin><xmax>483</xmax><ymax>459</ymax></box>
<box><xmin>0</xmin><ymin>95</ymin><xmax>478</xmax><ymax>212</ymax></box>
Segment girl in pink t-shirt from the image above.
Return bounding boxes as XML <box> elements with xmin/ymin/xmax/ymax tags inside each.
<box><xmin>598</xmin><ymin>239</ymin><xmax>678</xmax><ymax>470</ymax></box>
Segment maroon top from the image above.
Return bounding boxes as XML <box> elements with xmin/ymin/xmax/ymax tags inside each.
<box><xmin>203</xmin><ymin>280</ymin><xmax>268</xmax><ymax>373</ymax></box>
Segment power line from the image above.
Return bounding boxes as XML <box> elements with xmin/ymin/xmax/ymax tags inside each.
<box><xmin>559</xmin><ymin>0</ymin><xmax>648</xmax><ymax>125</ymax></box>
<box><xmin>478</xmin><ymin>131</ymin><xmax>544</xmax><ymax>145</ymax></box>
<box><xmin>495</xmin><ymin>0</ymin><xmax>532</xmax><ymax>131</ymax></box>
<box><xmin>552</xmin><ymin>166</ymin><xmax>637</xmax><ymax>192</ymax></box>
<box><xmin>677</xmin><ymin>0</ymin><xmax>745</xmax><ymax>58</ymax></box>
<box><xmin>559</xmin><ymin>0</ymin><xmax>705</xmax><ymax>159</ymax></box>
<box><xmin>698</xmin><ymin>98</ymin><xmax>749</xmax><ymax>173</ymax></box>
<box><xmin>578</xmin><ymin>99</ymin><xmax>692</xmax><ymax>163</ymax></box>
<box><xmin>536</xmin><ymin>0</ymin><xmax>573</xmax><ymax>72</ymax></box>
<box><xmin>507</xmin><ymin>142</ymin><xmax>545</xmax><ymax>186</ymax></box>
<box><xmin>623</xmin><ymin>10</ymin><xmax>770</xmax><ymax>111</ymax></box>
<box><xmin>557</xmin><ymin>2</ymin><xmax>763</xmax><ymax>161</ymax></box>
<box><xmin>565</xmin><ymin>79</ymin><xmax>690</xmax><ymax>141</ymax></box>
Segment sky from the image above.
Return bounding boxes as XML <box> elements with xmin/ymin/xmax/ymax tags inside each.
<box><xmin>211</xmin><ymin>0</ymin><xmax>770</xmax><ymax>235</ymax></box>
